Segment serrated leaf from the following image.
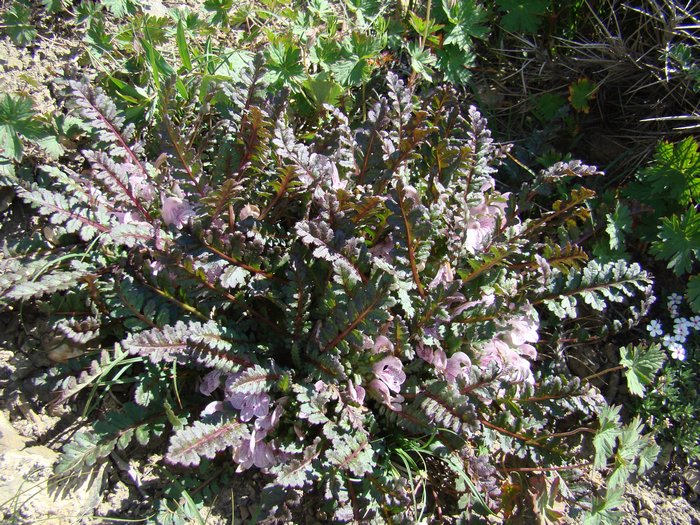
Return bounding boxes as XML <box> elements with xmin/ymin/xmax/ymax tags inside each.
<box><xmin>3</xmin><ymin>3</ymin><xmax>37</xmax><ymax>46</ymax></box>
<box><xmin>55</xmin><ymin>430</ymin><xmax>116</xmax><ymax>474</ymax></box>
<box><xmin>325</xmin><ymin>432</ymin><xmax>374</xmax><ymax>476</ymax></box>
<box><xmin>496</xmin><ymin>0</ymin><xmax>549</xmax><ymax>33</ymax></box>
<box><xmin>219</xmin><ymin>266</ymin><xmax>250</xmax><ymax>289</ymax></box>
<box><xmin>167</xmin><ymin>412</ymin><xmax>248</xmax><ymax>467</ymax></box>
<box><xmin>0</xmin><ymin>94</ymin><xmax>42</xmax><ymax>161</ymax></box>
<box><xmin>568</xmin><ymin>78</ymin><xmax>597</xmax><ymax>113</ymax></box>
<box><xmin>688</xmin><ymin>274</ymin><xmax>700</xmax><ymax>313</ymax></box>
<box><xmin>436</xmin><ymin>45</ymin><xmax>474</xmax><ymax>84</ymax></box>
<box><xmin>265</xmin><ymin>41</ymin><xmax>305</xmax><ymax>86</ymax></box>
<box><xmin>441</xmin><ymin>0</ymin><xmax>489</xmax><ymax>51</ymax></box>
<box><xmin>619</xmin><ymin>343</ymin><xmax>664</xmax><ymax>397</ymax></box>
<box><xmin>101</xmin><ymin>0</ymin><xmax>134</xmax><ymax>17</ymax></box>
<box><xmin>605</xmin><ymin>202</ymin><xmax>632</xmax><ymax>251</ymax></box>
<box><xmin>650</xmin><ymin>209</ymin><xmax>700</xmax><ymax>276</ymax></box>
<box><xmin>407</xmin><ymin>41</ymin><xmax>436</xmax><ymax>82</ymax></box>
<box><xmin>593</xmin><ymin>405</ymin><xmax>621</xmax><ymax>468</ymax></box>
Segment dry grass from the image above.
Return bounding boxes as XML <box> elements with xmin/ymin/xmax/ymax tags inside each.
<box><xmin>478</xmin><ymin>0</ymin><xmax>699</xmax><ymax>180</ymax></box>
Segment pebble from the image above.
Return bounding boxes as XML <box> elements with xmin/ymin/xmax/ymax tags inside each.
<box><xmin>639</xmin><ymin>493</ymin><xmax>656</xmax><ymax>511</ymax></box>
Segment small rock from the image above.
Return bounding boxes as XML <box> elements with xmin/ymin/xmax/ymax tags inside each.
<box><xmin>639</xmin><ymin>493</ymin><xmax>656</xmax><ymax>511</ymax></box>
<box><xmin>639</xmin><ymin>518</ymin><xmax>649</xmax><ymax>525</ymax></box>
<box><xmin>0</xmin><ymin>413</ymin><xmax>27</xmax><ymax>452</ymax></box>
<box><xmin>684</xmin><ymin>468</ymin><xmax>700</xmax><ymax>495</ymax></box>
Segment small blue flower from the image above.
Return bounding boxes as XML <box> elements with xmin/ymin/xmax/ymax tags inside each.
<box><xmin>647</xmin><ymin>319</ymin><xmax>663</xmax><ymax>338</ymax></box>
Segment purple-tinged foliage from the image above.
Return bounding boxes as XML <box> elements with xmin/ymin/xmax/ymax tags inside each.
<box><xmin>2</xmin><ymin>66</ymin><xmax>658</xmax><ymax>523</ymax></box>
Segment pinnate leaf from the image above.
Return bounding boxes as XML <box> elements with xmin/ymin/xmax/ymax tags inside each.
<box><xmin>167</xmin><ymin>412</ymin><xmax>249</xmax><ymax>467</ymax></box>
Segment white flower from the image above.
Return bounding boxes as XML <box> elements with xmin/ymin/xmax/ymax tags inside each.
<box><xmin>673</xmin><ymin>319</ymin><xmax>690</xmax><ymax>339</ymax></box>
<box><xmin>647</xmin><ymin>319</ymin><xmax>663</xmax><ymax>338</ymax></box>
<box><xmin>690</xmin><ymin>316</ymin><xmax>700</xmax><ymax>330</ymax></box>
<box><xmin>668</xmin><ymin>293</ymin><xmax>683</xmax><ymax>307</ymax></box>
<box><xmin>668</xmin><ymin>342</ymin><xmax>686</xmax><ymax>361</ymax></box>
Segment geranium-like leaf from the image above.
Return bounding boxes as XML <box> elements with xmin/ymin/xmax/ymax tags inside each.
<box><xmin>619</xmin><ymin>343</ymin><xmax>664</xmax><ymax>397</ymax></box>
<box><xmin>568</xmin><ymin>78</ymin><xmax>597</xmax><ymax>113</ymax></box>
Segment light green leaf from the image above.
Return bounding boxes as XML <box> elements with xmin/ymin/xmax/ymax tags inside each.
<box><xmin>605</xmin><ymin>202</ymin><xmax>632</xmax><ymax>251</ymax></box>
<box><xmin>593</xmin><ymin>405</ymin><xmax>621</xmax><ymax>468</ymax></box>
<box><xmin>302</xmin><ymin>73</ymin><xmax>344</xmax><ymax>107</ymax></box>
<box><xmin>407</xmin><ymin>41</ymin><xmax>436</xmax><ymax>82</ymax></box>
<box><xmin>177</xmin><ymin>20</ymin><xmax>192</xmax><ymax>71</ymax></box>
<box><xmin>619</xmin><ymin>343</ymin><xmax>664</xmax><ymax>397</ymax></box>
<box><xmin>441</xmin><ymin>0</ymin><xmax>489</xmax><ymax>51</ymax></box>
<box><xmin>265</xmin><ymin>41</ymin><xmax>305</xmax><ymax>86</ymax></box>
<box><xmin>0</xmin><ymin>94</ymin><xmax>41</xmax><ymax>161</ymax></box>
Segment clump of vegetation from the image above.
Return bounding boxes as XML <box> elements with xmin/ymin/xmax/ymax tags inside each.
<box><xmin>0</xmin><ymin>56</ymin><xmax>662</xmax><ymax>520</ymax></box>
<box><xmin>1</xmin><ymin>0</ymin><xmax>698</xmax><ymax>522</ymax></box>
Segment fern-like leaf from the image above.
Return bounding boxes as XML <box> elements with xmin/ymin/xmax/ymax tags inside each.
<box><xmin>166</xmin><ymin>412</ymin><xmax>249</xmax><ymax>467</ymax></box>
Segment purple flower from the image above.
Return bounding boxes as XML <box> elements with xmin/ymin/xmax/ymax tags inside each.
<box><xmin>372</xmin><ymin>356</ymin><xmax>406</xmax><ymax>393</ymax></box>
<box><xmin>372</xmin><ymin>335</ymin><xmax>394</xmax><ymax>354</ymax></box>
<box><xmin>255</xmin><ymin>404</ymin><xmax>284</xmax><ymax>434</ymax></box>
<box><xmin>428</xmin><ymin>262</ymin><xmax>455</xmax><ymax>289</ymax></box>
<box><xmin>161</xmin><ymin>195</ymin><xmax>195</xmax><ymax>229</ymax></box>
<box><xmin>200</xmin><ymin>370</ymin><xmax>223</xmax><ymax>396</ymax></box>
<box><xmin>503</xmin><ymin>316</ymin><xmax>539</xmax><ymax>346</ymax></box>
<box><xmin>129</xmin><ymin>173</ymin><xmax>155</xmax><ymax>203</ymax></box>
<box><xmin>228</xmin><ymin>392</ymin><xmax>270</xmax><ymax>422</ymax></box>
<box><xmin>346</xmin><ymin>380</ymin><xmax>366</xmax><ymax>405</ymax></box>
<box><xmin>233</xmin><ymin>430</ymin><xmax>276</xmax><ymax>472</ymax></box>
<box><xmin>444</xmin><ymin>352</ymin><xmax>471</xmax><ymax>381</ymax></box>
<box><xmin>201</xmin><ymin>401</ymin><xmax>224</xmax><ymax>416</ymax></box>
<box><xmin>479</xmin><ymin>339</ymin><xmax>534</xmax><ymax>384</ymax></box>
<box><xmin>368</xmin><ymin>379</ymin><xmax>404</xmax><ymax>412</ymax></box>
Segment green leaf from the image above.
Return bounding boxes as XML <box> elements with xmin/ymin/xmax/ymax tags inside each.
<box><xmin>407</xmin><ymin>41</ymin><xmax>437</xmax><ymax>82</ymax></box>
<box><xmin>650</xmin><ymin>209</ymin><xmax>700</xmax><ymax>276</ymax></box>
<box><xmin>637</xmin><ymin>441</ymin><xmax>660</xmax><ymax>475</ymax></box>
<box><xmin>204</xmin><ymin>0</ymin><xmax>233</xmax><ymax>26</ymax></box>
<box><xmin>605</xmin><ymin>201</ymin><xmax>632</xmax><ymax>251</ymax></box>
<box><xmin>177</xmin><ymin>20</ymin><xmax>193</xmax><ymax>71</ymax></box>
<box><xmin>101</xmin><ymin>0</ymin><xmax>135</xmax><ymax>18</ymax></box>
<box><xmin>625</xmin><ymin>138</ymin><xmax>700</xmax><ymax>216</ymax></box>
<box><xmin>408</xmin><ymin>11</ymin><xmax>443</xmax><ymax>45</ymax></box>
<box><xmin>532</xmin><ymin>93</ymin><xmax>567</xmax><ymax>122</ymax></box>
<box><xmin>688</xmin><ymin>274</ymin><xmax>700</xmax><ymax>313</ymax></box>
<box><xmin>593</xmin><ymin>405</ymin><xmax>621</xmax><ymax>469</ymax></box>
<box><xmin>441</xmin><ymin>0</ymin><xmax>489</xmax><ymax>51</ymax></box>
<box><xmin>0</xmin><ymin>94</ymin><xmax>41</xmax><ymax>161</ymax></box>
<box><xmin>41</xmin><ymin>0</ymin><xmax>72</xmax><ymax>13</ymax></box>
<box><xmin>568</xmin><ymin>78</ymin><xmax>597</xmax><ymax>113</ymax></box>
<box><xmin>3</xmin><ymin>2</ymin><xmax>37</xmax><ymax>46</ymax></box>
<box><xmin>436</xmin><ymin>44</ymin><xmax>474</xmax><ymax>84</ymax></box>
<box><xmin>265</xmin><ymin>41</ymin><xmax>305</xmax><ymax>86</ymax></box>
<box><xmin>619</xmin><ymin>343</ymin><xmax>664</xmax><ymax>397</ymax></box>
<box><xmin>329</xmin><ymin>32</ymin><xmax>385</xmax><ymax>86</ymax></box>
<box><xmin>302</xmin><ymin>73</ymin><xmax>344</xmax><ymax>107</ymax></box>
<box><xmin>583</xmin><ymin>486</ymin><xmax>624</xmax><ymax>525</ymax></box>
<box><xmin>496</xmin><ymin>0</ymin><xmax>549</xmax><ymax>33</ymax></box>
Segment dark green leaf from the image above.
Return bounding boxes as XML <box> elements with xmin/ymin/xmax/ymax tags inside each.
<box><xmin>3</xmin><ymin>3</ymin><xmax>37</xmax><ymax>46</ymax></box>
